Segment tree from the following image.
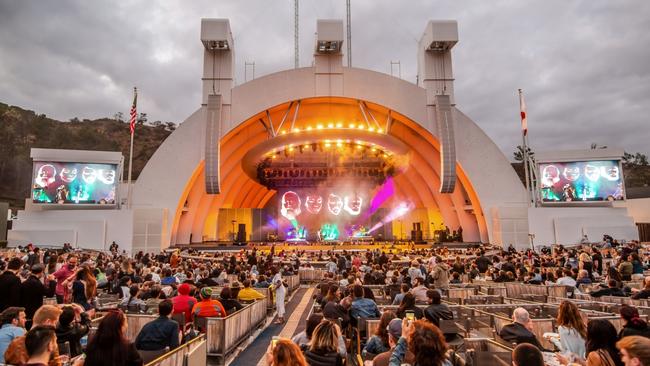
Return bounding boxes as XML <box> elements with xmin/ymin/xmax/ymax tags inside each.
<box><xmin>137</xmin><ymin>112</ymin><xmax>147</xmax><ymax>125</ymax></box>
<box><xmin>513</xmin><ymin>145</ymin><xmax>535</xmax><ymax>162</ymax></box>
<box><xmin>622</xmin><ymin>152</ymin><xmax>649</xmax><ymax>168</ymax></box>
<box><xmin>114</xmin><ymin>112</ymin><xmax>124</xmax><ymax>122</ymax></box>
<box><xmin>590</xmin><ymin>143</ymin><xmax>607</xmax><ymax>149</ymax></box>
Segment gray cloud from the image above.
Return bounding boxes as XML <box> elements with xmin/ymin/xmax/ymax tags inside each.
<box><xmin>0</xmin><ymin>0</ymin><xmax>648</xmax><ymax>159</ymax></box>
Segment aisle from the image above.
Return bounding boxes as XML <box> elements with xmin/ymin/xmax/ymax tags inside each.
<box><xmin>226</xmin><ymin>286</ymin><xmax>315</xmax><ymax>366</ymax></box>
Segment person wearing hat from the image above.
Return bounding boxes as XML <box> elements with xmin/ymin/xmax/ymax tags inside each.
<box><xmin>191</xmin><ymin>287</ymin><xmax>227</xmax><ymax>319</ymax></box>
<box><xmin>171</xmin><ymin>283</ymin><xmax>197</xmax><ymax>324</ymax></box>
<box><xmin>371</xmin><ymin>318</ymin><xmax>415</xmax><ymax>366</ymax></box>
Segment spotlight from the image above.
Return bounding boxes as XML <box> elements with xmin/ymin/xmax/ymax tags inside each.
<box><xmin>368</xmin><ymin>127</ymin><xmax>375</xmax><ymax>132</ymax></box>
<box><xmin>336</xmin><ymin>122</ymin><xmax>343</xmax><ymax>128</ymax></box>
<box><xmin>293</xmin><ymin>128</ymin><xmax>300</xmax><ymax>133</ymax></box>
<box><xmin>377</xmin><ymin>128</ymin><xmax>383</xmax><ymax>133</ymax></box>
<box><xmin>349</xmin><ymin>123</ymin><xmax>355</xmax><ymax>128</ymax></box>
<box><xmin>324</xmin><ymin>143</ymin><xmax>331</xmax><ymax>148</ymax></box>
<box><xmin>317</xmin><ymin>124</ymin><xmax>323</xmax><ymax>129</ymax></box>
<box><xmin>357</xmin><ymin>125</ymin><xmax>365</xmax><ymax>130</ymax></box>
<box><xmin>280</xmin><ymin>130</ymin><xmax>286</xmax><ymax>135</ymax></box>
<box><xmin>328</xmin><ymin>123</ymin><xmax>334</xmax><ymax>128</ymax></box>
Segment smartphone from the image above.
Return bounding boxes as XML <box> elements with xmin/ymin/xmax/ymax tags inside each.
<box><xmin>405</xmin><ymin>310</ymin><xmax>415</xmax><ymax>324</ymax></box>
<box><xmin>271</xmin><ymin>336</ymin><xmax>280</xmax><ymax>349</ymax></box>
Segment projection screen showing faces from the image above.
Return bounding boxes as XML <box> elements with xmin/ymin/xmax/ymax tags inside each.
<box><xmin>279</xmin><ymin>189</ymin><xmax>365</xmax><ymax>241</ymax></box>
<box><xmin>538</xmin><ymin>160</ymin><xmax>624</xmax><ymax>203</ymax></box>
<box><xmin>32</xmin><ymin>162</ymin><xmax>118</xmax><ymax>205</ymax></box>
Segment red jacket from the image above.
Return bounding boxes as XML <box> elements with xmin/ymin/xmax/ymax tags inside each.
<box><xmin>171</xmin><ymin>294</ymin><xmax>197</xmax><ymax>323</ymax></box>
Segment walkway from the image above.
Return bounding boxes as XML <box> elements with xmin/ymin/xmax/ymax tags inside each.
<box><xmin>224</xmin><ymin>286</ymin><xmax>316</xmax><ymax>366</ymax></box>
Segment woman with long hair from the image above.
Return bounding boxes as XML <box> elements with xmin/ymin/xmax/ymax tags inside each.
<box><xmin>321</xmin><ymin>284</ymin><xmax>340</xmax><ymax>308</ymax></box>
<box><xmin>85</xmin><ymin>310</ymin><xmax>143</xmax><ymax>366</ymax></box>
<box><xmin>619</xmin><ymin>304</ymin><xmax>650</xmax><ymax>339</ymax></box>
<box><xmin>554</xmin><ymin>301</ymin><xmax>587</xmax><ymax>358</ymax></box>
<box><xmin>304</xmin><ymin>320</ymin><xmax>344</xmax><ymax>366</ymax></box>
<box><xmin>363</xmin><ymin>310</ymin><xmax>396</xmax><ymax>358</ymax></box>
<box><xmin>560</xmin><ymin>319</ymin><xmax>624</xmax><ymax>366</ymax></box>
<box><xmin>266</xmin><ymin>339</ymin><xmax>308</xmax><ymax>366</ymax></box>
<box><xmin>396</xmin><ymin>293</ymin><xmax>424</xmax><ymax>320</ymax></box>
<box><xmin>389</xmin><ymin>319</ymin><xmax>451</xmax><ymax>366</ymax></box>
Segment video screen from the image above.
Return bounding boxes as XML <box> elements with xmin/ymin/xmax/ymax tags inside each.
<box><xmin>278</xmin><ymin>189</ymin><xmax>368</xmax><ymax>241</ymax></box>
<box><xmin>32</xmin><ymin>162</ymin><xmax>118</xmax><ymax>205</ymax></box>
<box><xmin>538</xmin><ymin>160</ymin><xmax>624</xmax><ymax>203</ymax></box>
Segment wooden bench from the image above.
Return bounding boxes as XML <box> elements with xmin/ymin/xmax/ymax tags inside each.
<box><xmin>145</xmin><ymin>334</ymin><xmax>207</xmax><ymax>366</ymax></box>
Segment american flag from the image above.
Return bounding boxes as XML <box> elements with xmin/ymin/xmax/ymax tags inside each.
<box><xmin>519</xmin><ymin>89</ymin><xmax>527</xmax><ymax>136</ymax></box>
<box><xmin>129</xmin><ymin>88</ymin><xmax>137</xmax><ymax>135</ymax></box>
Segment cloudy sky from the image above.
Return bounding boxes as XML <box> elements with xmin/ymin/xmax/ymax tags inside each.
<box><xmin>1</xmin><ymin>0</ymin><xmax>648</xmax><ymax>160</ymax></box>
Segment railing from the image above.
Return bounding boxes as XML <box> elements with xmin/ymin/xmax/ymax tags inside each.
<box><xmin>205</xmin><ymin>299</ymin><xmax>267</xmax><ymax>364</ymax></box>
<box><xmin>298</xmin><ymin>268</ymin><xmax>327</xmax><ymax>283</ymax></box>
<box><xmin>145</xmin><ymin>334</ymin><xmax>207</xmax><ymax>366</ymax></box>
<box><xmin>125</xmin><ymin>313</ymin><xmax>158</xmax><ymax>341</ymax></box>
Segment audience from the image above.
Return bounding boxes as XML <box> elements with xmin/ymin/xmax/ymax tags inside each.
<box><xmin>553</xmin><ymin>301</ymin><xmax>586</xmax><ymax>358</ymax></box>
<box><xmin>0</xmin><ymin>306</ymin><xmax>27</xmax><ymax>364</ymax></box>
<box><xmin>363</xmin><ymin>311</ymin><xmax>396</xmax><ymax>358</ymax></box>
<box><xmin>351</xmin><ymin>285</ymin><xmax>380</xmax><ymax>320</ymax></box>
<box><xmin>389</xmin><ymin>319</ymin><xmax>451</xmax><ymax>366</ymax></box>
<box><xmin>4</xmin><ymin>305</ymin><xmax>62</xmax><ymax>366</ymax></box>
<box><xmin>423</xmin><ymin>290</ymin><xmax>453</xmax><ymax>327</ymax></box>
<box><xmin>619</xmin><ymin>305</ymin><xmax>650</xmax><ymax>339</ymax></box>
<box><xmin>512</xmin><ymin>343</ymin><xmax>545</xmax><ymax>366</ymax></box>
<box><xmin>171</xmin><ymin>283</ymin><xmax>196</xmax><ymax>324</ymax></box>
<box><xmin>266</xmin><ymin>338</ymin><xmax>308</xmax><ymax>366</ymax></box>
<box><xmin>303</xmin><ymin>320</ymin><xmax>344</xmax><ymax>366</ymax></box>
<box><xmin>55</xmin><ymin>305</ymin><xmax>91</xmax><ymax>357</ymax></box>
<box><xmin>237</xmin><ymin>279</ymin><xmax>266</xmax><ymax>302</ymax></box>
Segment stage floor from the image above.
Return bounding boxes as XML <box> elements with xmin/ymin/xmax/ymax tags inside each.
<box><xmin>172</xmin><ymin>241</ymin><xmax>481</xmax><ymax>252</ymax></box>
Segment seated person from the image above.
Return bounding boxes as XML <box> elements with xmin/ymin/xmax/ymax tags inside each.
<box><xmin>171</xmin><ymin>283</ymin><xmax>196</xmax><ymax>324</ymax></box>
<box><xmin>255</xmin><ymin>275</ymin><xmax>270</xmax><ymax>288</ymax></box>
<box><xmin>219</xmin><ymin>287</ymin><xmax>244</xmax><ymax>314</ymax></box>
<box><xmin>423</xmin><ymin>290</ymin><xmax>453</xmax><ymax>327</ymax></box>
<box><xmin>323</xmin><ymin>297</ymin><xmax>351</xmax><ymax>329</ymax></box>
<box><xmin>371</xmin><ymin>318</ymin><xmax>415</xmax><ymax>366</ymax></box>
<box><xmin>191</xmin><ymin>287</ymin><xmax>227</xmax><ymax>321</ymax></box>
<box><xmin>55</xmin><ymin>305</ymin><xmax>91</xmax><ymax>357</ymax></box>
<box><xmin>499</xmin><ymin>307</ymin><xmax>544</xmax><ymax>350</ymax></box>
<box><xmin>303</xmin><ymin>320</ymin><xmax>345</xmax><ymax>366</ymax></box>
<box><xmin>410</xmin><ymin>278</ymin><xmax>429</xmax><ymax>303</ymax></box>
<box><xmin>589</xmin><ymin>279</ymin><xmax>626</xmax><ymax>297</ymax></box>
<box><xmin>512</xmin><ymin>343</ymin><xmax>545</xmax><ymax>366</ymax></box>
<box><xmin>237</xmin><ymin>279</ymin><xmax>266</xmax><ymax>302</ymax></box>
<box><xmin>135</xmin><ymin>300</ymin><xmax>180</xmax><ymax>351</ymax></box>
<box><xmin>395</xmin><ymin>293</ymin><xmax>424</xmax><ymax>320</ymax></box>
<box><xmin>362</xmin><ymin>311</ymin><xmax>395</xmax><ymax>359</ymax></box>
<box><xmin>350</xmin><ymin>284</ymin><xmax>380</xmax><ymax>320</ymax></box>
<box><xmin>449</xmin><ymin>272</ymin><xmax>463</xmax><ymax>284</ymax></box>
<box><xmin>391</xmin><ymin>284</ymin><xmax>410</xmax><ymax>306</ymax></box>
<box><xmin>631</xmin><ymin>276</ymin><xmax>650</xmax><ymax>299</ymax></box>
<box><xmin>120</xmin><ymin>284</ymin><xmax>147</xmax><ymax>311</ymax></box>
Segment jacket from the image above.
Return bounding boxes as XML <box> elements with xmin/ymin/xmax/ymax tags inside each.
<box><xmin>0</xmin><ymin>271</ymin><xmax>21</xmax><ymax>311</ymax></box>
<box><xmin>171</xmin><ymin>294</ymin><xmax>197</xmax><ymax>324</ymax></box>
<box><xmin>237</xmin><ymin>287</ymin><xmax>266</xmax><ymax>301</ymax></box>
<box><xmin>499</xmin><ymin>322</ymin><xmax>544</xmax><ymax>350</ymax></box>
<box><xmin>19</xmin><ymin>275</ymin><xmax>55</xmax><ymax>319</ymax></box>
<box><xmin>303</xmin><ymin>349</ymin><xmax>343</xmax><ymax>366</ymax></box>
<box><xmin>135</xmin><ymin>316</ymin><xmax>179</xmax><ymax>351</ymax></box>
<box><xmin>322</xmin><ymin>301</ymin><xmax>350</xmax><ymax>328</ymax></box>
<box><xmin>431</xmin><ymin>263</ymin><xmax>450</xmax><ymax>289</ymax></box>
<box><xmin>52</xmin><ymin>265</ymin><xmax>75</xmax><ymax>296</ymax></box>
<box><xmin>55</xmin><ymin>313</ymin><xmax>90</xmax><ymax>357</ymax></box>
<box><xmin>424</xmin><ymin>303</ymin><xmax>453</xmax><ymax>326</ymax></box>
<box><xmin>351</xmin><ymin>298</ymin><xmax>380</xmax><ymax>319</ymax></box>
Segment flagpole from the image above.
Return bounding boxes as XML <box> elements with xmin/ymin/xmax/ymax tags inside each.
<box><xmin>519</xmin><ymin>89</ymin><xmax>531</xmax><ymax>207</ymax></box>
<box><xmin>127</xmin><ymin>87</ymin><xmax>136</xmax><ymax>209</ymax></box>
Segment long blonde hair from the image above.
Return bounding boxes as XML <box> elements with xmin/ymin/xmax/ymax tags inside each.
<box><xmin>557</xmin><ymin>301</ymin><xmax>587</xmax><ymax>339</ymax></box>
<box><xmin>310</xmin><ymin>320</ymin><xmax>340</xmax><ymax>353</ymax></box>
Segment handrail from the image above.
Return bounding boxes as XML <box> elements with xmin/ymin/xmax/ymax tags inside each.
<box><xmin>144</xmin><ymin>334</ymin><xmax>206</xmax><ymax>366</ymax></box>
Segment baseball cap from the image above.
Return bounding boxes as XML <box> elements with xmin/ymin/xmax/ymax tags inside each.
<box><xmin>387</xmin><ymin>318</ymin><xmax>402</xmax><ymax>339</ymax></box>
<box><xmin>200</xmin><ymin>287</ymin><xmax>213</xmax><ymax>299</ymax></box>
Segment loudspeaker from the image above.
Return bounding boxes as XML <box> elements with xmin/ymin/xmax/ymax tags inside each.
<box><xmin>413</xmin><ymin>222</ymin><xmax>421</xmax><ymax>231</ymax></box>
<box><xmin>236</xmin><ymin>224</ymin><xmax>246</xmax><ymax>243</ymax></box>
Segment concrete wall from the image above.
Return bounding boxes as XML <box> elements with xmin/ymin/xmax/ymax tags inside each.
<box><xmin>528</xmin><ymin>206</ymin><xmax>638</xmax><ymax>246</ymax></box>
<box><xmin>8</xmin><ymin>209</ymin><xmax>134</xmax><ymax>252</ymax></box>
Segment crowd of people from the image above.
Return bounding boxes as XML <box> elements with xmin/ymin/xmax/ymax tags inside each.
<box><xmin>0</xmin><ymin>236</ymin><xmax>648</xmax><ymax>365</ymax></box>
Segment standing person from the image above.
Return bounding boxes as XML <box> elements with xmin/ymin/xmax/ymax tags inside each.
<box><xmin>430</xmin><ymin>256</ymin><xmax>449</xmax><ymax>290</ymax></box>
<box><xmin>475</xmin><ymin>251</ymin><xmax>492</xmax><ymax>274</ymax></box>
<box><xmin>0</xmin><ymin>307</ymin><xmax>27</xmax><ymax>364</ymax></box>
<box><xmin>19</xmin><ymin>264</ymin><xmax>56</xmax><ymax>323</ymax></box>
<box><xmin>84</xmin><ymin>310</ymin><xmax>144</xmax><ymax>366</ymax></box>
<box><xmin>273</xmin><ymin>278</ymin><xmax>286</xmax><ymax>324</ymax></box>
<box><xmin>52</xmin><ymin>256</ymin><xmax>77</xmax><ymax>304</ymax></box>
<box><xmin>0</xmin><ymin>258</ymin><xmax>23</xmax><ymax>311</ymax></box>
